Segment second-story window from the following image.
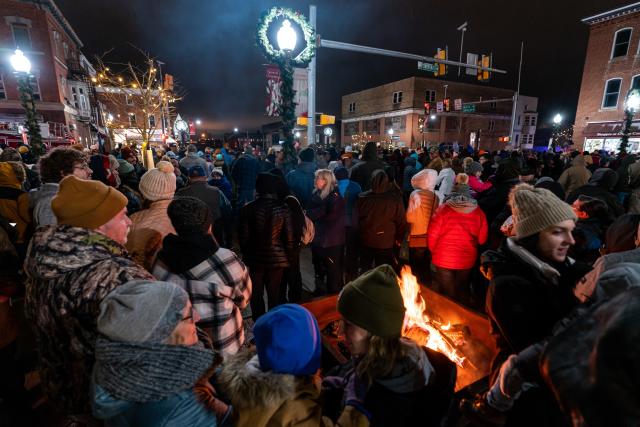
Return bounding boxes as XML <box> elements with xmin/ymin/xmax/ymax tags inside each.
<box><xmin>348</xmin><ymin>102</ymin><xmax>356</xmax><ymax>113</ymax></box>
<box><xmin>392</xmin><ymin>91</ymin><xmax>403</xmax><ymax>104</ymax></box>
<box><xmin>12</xmin><ymin>24</ymin><xmax>31</xmax><ymax>49</ymax></box>
<box><xmin>426</xmin><ymin>90</ymin><xmax>436</xmax><ymax>102</ymax></box>
<box><xmin>612</xmin><ymin>28</ymin><xmax>632</xmax><ymax>58</ymax></box>
<box><xmin>148</xmin><ymin>115</ymin><xmax>155</xmax><ymax>127</ymax></box>
<box><xmin>129</xmin><ymin>113</ymin><xmax>136</xmax><ymax>126</ymax></box>
<box><xmin>603</xmin><ymin>78</ymin><xmax>622</xmax><ymax>108</ymax></box>
<box><xmin>30</xmin><ymin>76</ymin><xmax>41</xmax><ymax>101</ymax></box>
<box><xmin>125</xmin><ymin>93</ymin><xmax>133</xmax><ymax>106</ymax></box>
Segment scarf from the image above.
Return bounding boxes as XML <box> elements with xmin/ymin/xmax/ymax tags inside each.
<box><xmin>94</xmin><ymin>337</ymin><xmax>215</xmax><ymax>403</ymax></box>
<box><xmin>157</xmin><ymin>233</ymin><xmax>219</xmax><ymax>273</ymax></box>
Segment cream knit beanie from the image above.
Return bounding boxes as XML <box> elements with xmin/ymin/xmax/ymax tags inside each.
<box><xmin>139</xmin><ymin>161</ymin><xmax>176</xmax><ymax>201</ymax></box>
<box><xmin>509</xmin><ymin>183</ymin><xmax>577</xmax><ymax>239</ymax></box>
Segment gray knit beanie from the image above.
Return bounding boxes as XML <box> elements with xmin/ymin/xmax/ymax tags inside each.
<box><xmin>509</xmin><ymin>183</ymin><xmax>577</xmax><ymax>239</ymax></box>
<box><xmin>466</xmin><ymin>161</ymin><xmax>483</xmax><ymax>175</ymax></box>
<box><xmin>97</xmin><ymin>280</ymin><xmax>189</xmax><ymax>343</ymax></box>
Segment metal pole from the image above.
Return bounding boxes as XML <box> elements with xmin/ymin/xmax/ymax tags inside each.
<box><xmin>307</xmin><ymin>5</ymin><xmax>317</xmax><ymax>147</ymax></box>
<box><xmin>509</xmin><ymin>42</ymin><xmax>524</xmax><ymax>149</ymax></box>
<box><xmin>457</xmin><ymin>22</ymin><xmax>467</xmax><ymax>77</ymax></box>
<box><xmin>156</xmin><ymin>60</ymin><xmax>166</xmax><ymax>138</ymax></box>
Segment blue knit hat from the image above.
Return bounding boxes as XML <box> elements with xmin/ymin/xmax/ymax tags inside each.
<box><xmin>253</xmin><ymin>304</ymin><xmax>321</xmax><ymax>376</ymax></box>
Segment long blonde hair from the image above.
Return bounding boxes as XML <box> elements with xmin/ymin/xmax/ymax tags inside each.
<box><xmin>315</xmin><ymin>168</ymin><xmax>337</xmax><ymax>200</ymax></box>
<box><xmin>356</xmin><ymin>335</ymin><xmax>404</xmax><ymax>386</ymax></box>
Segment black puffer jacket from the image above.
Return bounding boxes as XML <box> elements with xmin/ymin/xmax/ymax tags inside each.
<box><xmin>355</xmin><ymin>169</ymin><xmax>407</xmax><ymax>249</ymax></box>
<box><xmin>239</xmin><ymin>194</ymin><xmax>294</xmax><ymax>268</ymax></box>
<box><xmin>349</xmin><ymin>141</ymin><xmax>385</xmax><ymax>191</ymax></box>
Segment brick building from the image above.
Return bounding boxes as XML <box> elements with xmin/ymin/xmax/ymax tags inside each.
<box><xmin>0</xmin><ymin>0</ymin><xmax>97</xmax><ymax>147</ymax></box>
<box><xmin>341</xmin><ymin>76</ymin><xmax>538</xmax><ymax>152</ymax></box>
<box><xmin>574</xmin><ymin>2</ymin><xmax>640</xmax><ymax>153</ymax></box>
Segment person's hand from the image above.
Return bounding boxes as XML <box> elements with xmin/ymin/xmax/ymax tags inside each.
<box><xmin>344</xmin><ymin>371</ymin><xmax>367</xmax><ymax>406</ymax></box>
<box><xmin>322</xmin><ymin>375</ymin><xmax>347</xmax><ymax>390</ymax></box>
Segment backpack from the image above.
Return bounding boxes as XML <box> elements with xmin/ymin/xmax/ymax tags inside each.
<box><xmin>301</xmin><ymin>214</ymin><xmax>315</xmax><ymax>245</ymax></box>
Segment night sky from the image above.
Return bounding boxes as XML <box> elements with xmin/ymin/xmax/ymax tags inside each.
<box><xmin>56</xmin><ymin>0</ymin><xmax>632</xmax><ymax>135</ymax></box>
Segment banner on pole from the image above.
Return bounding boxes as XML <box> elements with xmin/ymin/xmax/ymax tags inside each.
<box><xmin>265</xmin><ymin>65</ymin><xmax>282</xmax><ymax>117</ymax></box>
<box><xmin>466</xmin><ymin>53</ymin><xmax>478</xmax><ymax>76</ymax></box>
<box><xmin>293</xmin><ymin>67</ymin><xmax>308</xmax><ymax>118</ymax></box>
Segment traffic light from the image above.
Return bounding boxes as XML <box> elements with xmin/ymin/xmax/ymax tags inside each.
<box><xmin>498</xmin><ymin>136</ymin><xmax>511</xmax><ymax>143</ymax></box>
<box><xmin>434</xmin><ymin>48</ymin><xmax>447</xmax><ymax>77</ymax></box>
<box><xmin>477</xmin><ymin>54</ymin><xmax>491</xmax><ymax>82</ymax></box>
<box><xmin>424</xmin><ymin>101</ymin><xmax>431</xmax><ymax>116</ymax></box>
<box><xmin>443</xmin><ymin>97</ymin><xmax>451</xmax><ymax>113</ymax></box>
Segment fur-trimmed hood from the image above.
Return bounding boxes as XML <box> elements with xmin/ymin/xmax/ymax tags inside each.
<box><xmin>217</xmin><ymin>349</ymin><xmax>320</xmax><ymax>409</ymax></box>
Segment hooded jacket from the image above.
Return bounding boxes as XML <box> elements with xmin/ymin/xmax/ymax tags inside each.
<box><xmin>557</xmin><ymin>155</ymin><xmax>591</xmax><ymax>196</ymax></box>
<box><xmin>286</xmin><ymin>161</ymin><xmax>316</xmax><ymax>208</ymax></box>
<box><xmin>0</xmin><ymin>162</ymin><xmax>31</xmax><ymax>243</ymax></box>
<box><xmin>29</xmin><ymin>182</ymin><xmax>59</xmax><ymax>226</ymax></box>
<box><xmin>566</xmin><ymin>168</ymin><xmax>624</xmax><ymax>218</ymax></box>
<box><xmin>24</xmin><ymin>225</ymin><xmax>153</xmax><ymax>415</ymax></box>
<box><xmin>406</xmin><ymin>169</ymin><xmax>439</xmax><ymax>248</ymax></box>
<box><xmin>217</xmin><ymin>350</ymin><xmax>368</xmax><ymax>427</ymax></box>
<box><xmin>307</xmin><ymin>189</ymin><xmax>346</xmax><ymax>248</ymax></box>
<box><xmin>428</xmin><ymin>195</ymin><xmax>488</xmax><ymax>269</ymax></box>
<box><xmin>349</xmin><ymin>142</ymin><xmax>385</xmax><ymax>192</ymax></box>
<box><xmin>402</xmin><ymin>157</ymin><xmax>418</xmax><ymax>192</ymax></box>
<box><xmin>355</xmin><ymin>170</ymin><xmax>407</xmax><ymax>249</ymax></box>
<box><xmin>435</xmin><ymin>167</ymin><xmax>455</xmax><ymax>198</ymax></box>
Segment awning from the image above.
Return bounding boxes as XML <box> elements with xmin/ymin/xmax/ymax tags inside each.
<box><xmin>583</xmin><ymin>121</ymin><xmax>640</xmax><ymax>137</ymax></box>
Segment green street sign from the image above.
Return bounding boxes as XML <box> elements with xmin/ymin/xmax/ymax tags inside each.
<box><xmin>462</xmin><ymin>104</ymin><xmax>476</xmax><ymax>113</ymax></box>
<box><xmin>418</xmin><ymin>61</ymin><xmax>438</xmax><ymax>73</ymax></box>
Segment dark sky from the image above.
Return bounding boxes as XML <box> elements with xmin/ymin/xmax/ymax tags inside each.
<box><xmin>56</xmin><ymin>0</ymin><xmax>631</xmax><ymax>134</ymax></box>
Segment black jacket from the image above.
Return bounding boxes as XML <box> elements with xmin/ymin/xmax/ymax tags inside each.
<box><xmin>566</xmin><ymin>168</ymin><xmax>624</xmax><ymax>219</ymax></box>
<box><xmin>355</xmin><ymin>170</ymin><xmax>407</xmax><ymax>249</ymax></box>
<box><xmin>239</xmin><ymin>194</ymin><xmax>294</xmax><ymax>268</ymax></box>
<box><xmin>349</xmin><ymin>141</ymin><xmax>385</xmax><ymax>191</ymax></box>
<box><xmin>477</xmin><ymin>178</ymin><xmax>520</xmax><ymax>227</ymax></box>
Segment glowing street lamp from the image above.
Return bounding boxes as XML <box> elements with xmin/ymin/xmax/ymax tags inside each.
<box><xmin>195</xmin><ymin>119</ymin><xmax>202</xmax><ymax>126</ymax></box>
<box><xmin>553</xmin><ymin>114</ymin><xmax>563</xmax><ymax>125</ymax></box>
<box><xmin>233</xmin><ymin>127</ymin><xmax>239</xmax><ymax>133</ymax></box>
<box><xmin>277</xmin><ymin>19</ymin><xmax>297</xmax><ymax>52</ymax></box>
<box><xmin>430</xmin><ymin>114</ymin><xmax>437</xmax><ymax>121</ymax></box>
<box><xmin>10</xmin><ymin>48</ymin><xmax>31</xmax><ymax>73</ymax></box>
<box><xmin>387</xmin><ymin>128</ymin><xmax>394</xmax><ymax>136</ymax></box>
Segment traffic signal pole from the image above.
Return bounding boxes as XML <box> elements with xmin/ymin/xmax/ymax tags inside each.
<box><xmin>307</xmin><ymin>5</ymin><xmax>317</xmax><ymax>147</ymax></box>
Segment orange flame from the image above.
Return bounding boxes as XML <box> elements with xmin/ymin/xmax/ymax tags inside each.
<box><xmin>398</xmin><ymin>265</ymin><xmax>465</xmax><ymax>366</ymax></box>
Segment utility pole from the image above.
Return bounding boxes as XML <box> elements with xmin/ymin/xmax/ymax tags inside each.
<box><xmin>307</xmin><ymin>5</ymin><xmax>317</xmax><ymax>147</ymax></box>
<box><xmin>457</xmin><ymin>22</ymin><xmax>468</xmax><ymax>77</ymax></box>
<box><xmin>509</xmin><ymin>42</ymin><xmax>524</xmax><ymax>149</ymax></box>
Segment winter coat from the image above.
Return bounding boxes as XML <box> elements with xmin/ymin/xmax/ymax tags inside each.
<box><xmin>628</xmin><ymin>160</ymin><xmax>640</xmax><ymax>213</ymax></box>
<box><xmin>29</xmin><ymin>182</ymin><xmax>59</xmax><ymax>226</ymax></box>
<box><xmin>208</xmin><ymin>175</ymin><xmax>233</xmax><ymax>201</ymax></box>
<box><xmin>286</xmin><ymin>161</ymin><xmax>316</xmax><ymax>208</ymax></box>
<box><xmin>575</xmin><ymin>247</ymin><xmax>640</xmax><ymax>303</ymax></box>
<box><xmin>566</xmin><ymin>168</ymin><xmax>624</xmax><ymax>219</ymax></box>
<box><xmin>24</xmin><ymin>225</ymin><xmax>153</xmax><ymax>415</ymax></box>
<box><xmin>126</xmin><ymin>199</ymin><xmax>176</xmax><ymax>271</ymax></box>
<box><xmin>435</xmin><ymin>167</ymin><xmax>455</xmax><ymax>197</ymax></box>
<box><xmin>93</xmin><ymin>384</ymin><xmax>219</xmax><ymax>427</ymax></box>
<box><xmin>402</xmin><ymin>157</ymin><xmax>418</xmax><ymax>192</ymax></box>
<box><xmin>216</xmin><ymin>349</ymin><xmax>368</xmax><ymax>427</ymax></box>
<box><xmin>481</xmin><ymin>238</ymin><xmax>589</xmax><ymax>357</ymax></box>
<box><xmin>176</xmin><ymin>181</ymin><xmax>222</xmax><ymax>221</ymax></box>
<box><xmin>477</xmin><ymin>178</ymin><xmax>520</xmax><ymax>227</ymax></box>
<box><xmin>406</xmin><ymin>169</ymin><xmax>439</xmax><ymax>248</ymax></box>
<box><xmin>428</xmin><ymin>196</ymin><xmax>488</xmax><ymax>269</ymax></box>
<box><xmin>153</xmin><ymin>234</ymin><xmax>251</xmax><ymax>358</ymax></box>
<box><xmin>557</xmin><ymin>155</ymin><xmax>591</xmax><ymax>197</ymax></box>
<box><xmin>239</xmin><ymin>194</ymin><xmax>295</xmax><ymax>268</ymax></box>
<box><xmin>307</xmin><ymin>189</ymin><xmax>346</xmax><ymax>248</ymax></box>
<box><xmin>355</xmin><ymin>170</ymin><xmax>407</xmax><ymax>249</ymax></box>
<box><xmin>570</xmin><ymin>218</ymin><xmax>605</xmax><ymax>265</ymax></box>
<box><xmin>0</xmin><ymin>162</ymin><xmax>31</xmax><ymax>243</ymax></box>
<box><xmin>468</xmin><ymin>175</ymin><xmax>492</xmax><ymax>195</ymax></box>
<box><xmin>349</xmin><ymin>142</ymin><xmax>385</xmax><ymax>191</ymax></box>
<box><xmin>179</xmin><ymin>152</ymin><xmax>208</xmax><ymax>174</ymax></box>
<box><xmin>231</xmin><ymin>154</ymin><xmax>259</xmax><ymax>192</ymax></box>
<box><xmin>337</xmin><ymin>179</ymin><xmax>362</xmax><ymax>227</ymax></box>
<box><xmin>118</xmin><ymin>183</ymin><xmax>143</xmax><ymax>216</ymax></box>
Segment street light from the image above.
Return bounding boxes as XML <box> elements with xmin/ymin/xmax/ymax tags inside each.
<box><xmin>621</xmin><ymin>89</ymin><xmax>640</xmax><ymax>154</ymax></box>
<box><xmin>195</xmin><ymin>119</ymin><xmax>202</xmax><ymax>126</ymax></box>
<box><xmin>553</xmin><ymin>114</ymin><xmax>563</xmax><ymax>125</ymax></box>
<box><xmin>11</xmin><ymin>48</ymin><xmax>44</xmax><ymax>157</ymax></box>
<box><xmin>277</xmin><ymin>19</ymin><xmax>297</xmax><ymax>52</ymax></box>
<box><xmin>233</xmin><ymin>127</ymin><xmax>238</xmax><ymax>133</ymax></box>
<box><xmin>295</xmin><ymin>131</ymin><xmax>301</xmax><ymax>138</ymax></box>
<box><xmin>430</xmin><ymin>114</ymin><xmax>437</xmax><ymax>121</ymax></box>
<box><xmin>387</xmin><ymin>128</ymin><xmax>394</xmax><ymax>136</ymax></box>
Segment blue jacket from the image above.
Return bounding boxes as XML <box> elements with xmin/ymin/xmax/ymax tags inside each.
<box><xmin>231</xmin><ymin>154</ymin><xmax>259</xmax><ymax>191</ymax></box>
<box><xmin>93</xmin><ymin>384</ymin><xmax>221</xmax><ymax>427</ymax></box>
<box><xmin>286</xmin><ymin>162</ymin><xmax>316</xmax><ymax>208</ymax></box>
<box><xmin>337</xmin><ymin>179</ymin><xmax>362</xmax><ymax>227</ymax></box>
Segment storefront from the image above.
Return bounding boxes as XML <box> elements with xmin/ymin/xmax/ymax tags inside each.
<box><xmin>583</xmin><ymin>121</ymin><xmax>640</xmax><ymax>153</ymax></box>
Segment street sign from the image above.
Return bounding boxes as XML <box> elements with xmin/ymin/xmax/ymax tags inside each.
<box><xmin>454</xmin><ymin>98</ymin><xmax>462</xmax><ymax>111</ymax></box>
<box><xmin>466</xmin><ymin>53</ymin><xmax>478</xmax><ymax>76</ymax></box>
<box><xmin>391</xmin><ymin>135</ymin><xmax>400</xmax><ymax>140</ymax></box>
<box><xmin>462</xmin><ymin>104</ymin><xmax>476</xmax><ymax>113</ymax></box>
<box><xmin>417</xmin><ymin>61</ymin><xmax>439</xmax><ymax>73</ymax></box>
<box><xmin>436</xmin><ymin>101</ymin><xmax>444</xmax><ymax>113</ymax></box>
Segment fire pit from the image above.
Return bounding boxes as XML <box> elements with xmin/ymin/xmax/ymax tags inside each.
<box><xmin>303</xmin><ymin>266</ymin><xmax>497</xmax><ymax>391</ymax></box>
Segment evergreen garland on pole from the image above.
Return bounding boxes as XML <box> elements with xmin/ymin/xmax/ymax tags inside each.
<box><xmin>620</xmin><ymin>108</ymin><xmax>633</xmax><ymax>155</ymax></box>
<box><xmin>17</xmin><ymin>74</ymin><xmax>45</xmax><ymax>158</ymax></box>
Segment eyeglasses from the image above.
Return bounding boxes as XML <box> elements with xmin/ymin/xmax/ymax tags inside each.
<box><xmin>74</xmin><ymin>163</ymin><xmax>91</xmax><ymax>171</ymax></box>
<box><xmin>181</xmin><ymin>306</ymin><xmax>198</xmax><ymax>323</ymax></box>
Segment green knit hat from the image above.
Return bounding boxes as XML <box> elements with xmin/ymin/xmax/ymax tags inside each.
<box><xmin>337</xmin><ymin>264</ymin><xmax>406</xmax><ymax>338</ymax></box>
<box><xmin>509</xmin><ymin>183</ymin><xmax>577</xmax><ymax>239</ymax></box>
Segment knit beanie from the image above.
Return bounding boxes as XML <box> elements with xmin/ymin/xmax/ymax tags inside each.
<box><xmin>253</xmin><ymin>304</ymin><xmax>321</xmax><ymax>376</ymax></box>
<box><xmin>466</xmin><ymin>161</ymin><xmax>483</xmax><ymax>175</ymax></box>
<box><xmin>337</xmin><ymin>264</ymin><xmax>406</xmax><ymax>338</ymax></box>
<box><xmin>52</xmin><ymin>175</ymin><xmax>128</xmax><ymax>229</ymax></box>
<box><xmin>139</xmin><ymin>161</ymin><xmax>176</xmax><ymax>201</ymax></box>
<box><xmin>299</xmin><ymin>147</ymin><xmax>315</xmax><ymax>163</ymax></box>
<box><xmin>97</xmin><ymin>280</ymin><xmax>188</xmax><ymax>344</ymax></box>
<box><xmin>509</xmin><ymin>183</ymin><xmax>577</xmax><ymax>239</ymax></box>
<box><xmin>188</xmin><ymin>165</ymin><xmax>206</xmax><ymax>178</ymax></box>
<box><xmin>168</xmin><ymin>196</ymin><xmax>213</xmax><ymax>235</ymax></box>
<box><xmin>117</xmin><ymin>159</ymin><xmax>134</xmax><ymax>175</ymax></box>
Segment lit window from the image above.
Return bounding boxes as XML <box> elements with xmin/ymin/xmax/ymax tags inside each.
<box><xmin>392</xmin><ymin>91</ymin><xmax>403</xmax><ymax>104</ymax></box>
<box><xmin>612</xmin><ymin>28</ymin><xmax>632</xmax><ymax>58</ymax></box>
<box><xmin>602</xmin><ymin>78</ymin><xmax>622</xmax><ymax>108</ymax></box>
<box><xmin>12</xmin><ymin>24</ymin><xmax>31</xmax><ymax>49</ymax></box>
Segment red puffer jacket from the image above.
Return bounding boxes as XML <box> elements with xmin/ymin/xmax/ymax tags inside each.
<box><xmin>428</xmin><ymin>197</ymin><xmax>488</xmax><ymax>270</ymax></box>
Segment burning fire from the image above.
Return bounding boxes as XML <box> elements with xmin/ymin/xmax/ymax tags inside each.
<box><xmin>398</xmin><ymin>266</ymin><xmax>466</xmax><ymax>366</ymax></box>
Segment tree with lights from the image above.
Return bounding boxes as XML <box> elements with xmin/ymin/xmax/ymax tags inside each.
<box><xmin>94</xmin><ymin>49</ymin><xmax>180</xmax><ymax>162</ymax></box>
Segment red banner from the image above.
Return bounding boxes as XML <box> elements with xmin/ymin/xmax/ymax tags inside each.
<box><xmin>265</xmin><ymin>65</ymin><xmax>282</xmax><ymax>117</ymax></box>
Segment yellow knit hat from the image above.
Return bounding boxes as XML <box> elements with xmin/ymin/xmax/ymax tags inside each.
<box><xmin>52</xmin><ymin>176</ymin><xmax>128</xmax><ymax>229</ymax></box>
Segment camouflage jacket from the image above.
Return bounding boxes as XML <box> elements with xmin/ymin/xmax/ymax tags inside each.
<box><xmin>24</xmin><ymin>225</ymin><xmax>153</xmax><ymax>415</ymax></box>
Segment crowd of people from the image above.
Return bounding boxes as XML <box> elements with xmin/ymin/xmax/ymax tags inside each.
<box><xmin>0</xmin><ymin>139</ymin><xmax>639</xmax><ymax>426</ymax></box>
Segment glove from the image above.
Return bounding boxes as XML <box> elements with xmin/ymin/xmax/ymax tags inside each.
<box><xmin>322</xmin><ymin>375</ymin><xmax>347</xmax><ymax>390</ymax></box>
<box><xmin>344</xmin><ymin>371</ymin><xmax>367</xmax><ymax>406</ymax></box>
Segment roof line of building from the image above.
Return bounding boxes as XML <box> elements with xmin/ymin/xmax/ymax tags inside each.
<box><xmin>582</xmin><ymin>2</ymin><xmax>640</xmax><ymax>25</ymax></box>
<box><xmin>342</xmin><ymin>108</ymin><xmax>511</xmax><ymax>123</ymax></box>
<box><xmin>35</xmin><ymin>0</ymin><xmax>83</xmax><ymax>48</ymax></box>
